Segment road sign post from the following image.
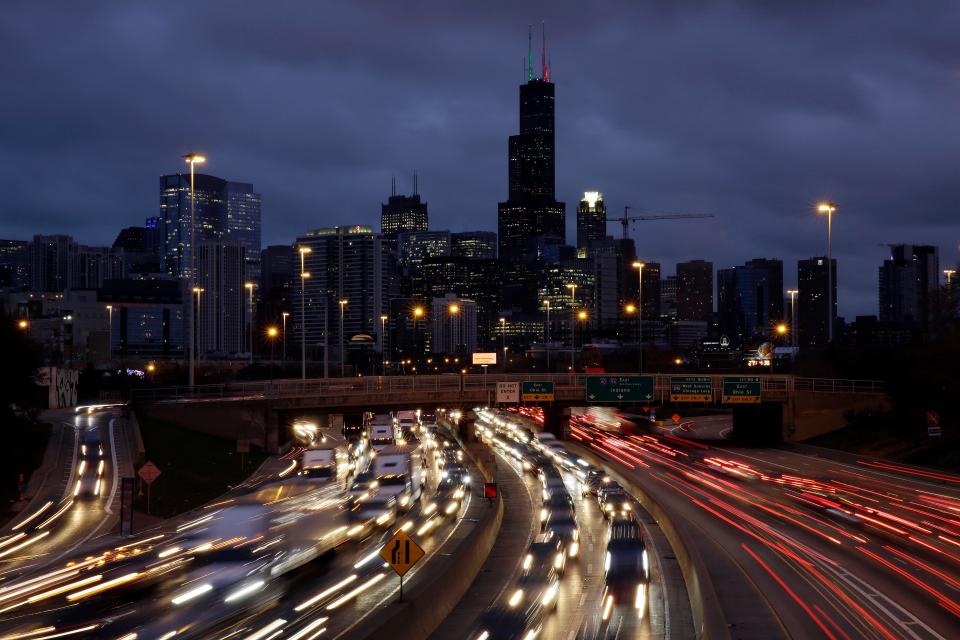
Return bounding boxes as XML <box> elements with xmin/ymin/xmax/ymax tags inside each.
<box><xmin>722</xmin><ymin>376</ymin><xmax>762</xmax><ymax>404</ymax></box>
<box><xmin>585</xmin><ymin>375</ymin><xmax>655</xmax><ymax>403</ymax></box>
<box><xmin>380</xmin><ymin>529</ymin><xmax>425</xmax><ymax>602</ymax></box>
<box><xmin>521</xmin><ymin>381</ymin><xmax>555</xmax><ymax>402</ymax></box>
<box><xmin>496</xmin><ymin>382</ymin><xmax>520</xmax><ymax>403</ymax></box>
<box><xmin>670</xmin><ymin>376</ymin><xmax>713</xmax><ymax>403</ymax></box>
<box><xmin>120</xmin><ymin>477</ymin><xmax>135</xmax><ymax>536</ymax></box>
<box><xmin>927</xmin><ymin>411</ymin><xmax>942</xmax><ymax>437</ymax></box>
<box><xmin>138</xmin><ymin>461</ymin><xmax>161</xmax><ymax>516</ymax></box>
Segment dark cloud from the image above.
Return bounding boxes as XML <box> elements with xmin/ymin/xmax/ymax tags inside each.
<box><xmin>1</xmin><ymin>0</ymin><xmax>958</xmax><ymax>316</ymax></box>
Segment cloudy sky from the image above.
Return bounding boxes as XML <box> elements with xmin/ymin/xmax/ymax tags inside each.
<box><xmin>2</xmin><ymin>1</ymin><xmax>958</xmax><ymax>316</ymax></box>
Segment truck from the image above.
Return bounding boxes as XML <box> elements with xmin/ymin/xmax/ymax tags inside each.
<box><xmin>342</xmin><ymin>413</ymin><xmax>367</xmax><ymax>441</ymax></box>
<box><xmin>396</xmin><ymin>410</ymin><xmax>418</xmax><ymax>436</ymax></box>
<box><xmin>299</xmin><ymin>442</ymin><xmax>342</xmax><ymax>479</ymax></box>
<box><xmin>372</xmin><ymin>444</ymin><xmax>423</xmax><ymax>509</ymax></box>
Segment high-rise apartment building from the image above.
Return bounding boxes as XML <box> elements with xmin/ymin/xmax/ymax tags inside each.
<box><xmin>660</xmin><ymin>275</ymin><xmax>678</xmax><ymax>320</ymax></box>
<box><xmin>29</xmin><ymin>234</ymin><xmax>76</xmax><ymax>292</ymax></box>
<box><xmin>676</xmin><ymin>260</ymin><xmax>713</xmax><ymax>323</ymax></box>
<box><xmin>717</xmin><ymin>259</ymin><xmax>784</xmax><ymax>345</ymax></box>
<box><xmin>451</xmin><ymin>231</ymin><xmax>497</xmax><ymax>260</ymax></box>
<box><xmin>798</xmin><ymin>256</ymin><xmax>837</xmax><ymax>348</ymax></box>
<box><xmin>878</xmin><ymin>244</ymin><xmax>939</xmax><ymax>332</ymax></box>
<box><xmin>73</xmin><ymin>245</ymin><xmax>125</xmax><ymax>290</ymax></box>
<box><xmin>294</xmin><ymin>226</ymin><xmax>392</xmax><ymax>365</ymax></box>
<box><xmin>196</xmin><ymin>241</ymin><xmax>245</xmax><ymax>356</ymax></box>
<box><xmin>158</xmin><ymin>173</ymin><xmax>260</xmax><ymax>283</ymax></box>
<box><xmin>0</xmin><ymin>240</ymin><xmax>28</xmax><ymax>289</ymax></box>
<box><xmin>430</xmin><ymin>294</ymin><xmax>477</xmax><ymax>354</ymax></box>
<box><xmin>576</xmin><ymin>191</ymin><xmax>606</xmax><ymax>255</ymax></box>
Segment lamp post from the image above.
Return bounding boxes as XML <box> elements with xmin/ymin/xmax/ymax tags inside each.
<box><xmin>298</xmin><ymin>246</ymin><xmax>311</xmax><ymax>380</ymax></box>
<box><xmin>786</xmin><ymin>290</ymin><xmax>798</xmax><ymax>348</ymax></box>
<box><xmin>192</xmin><ymin>287</ymin><xmax>204</xmax><ymax>360</ymax></box>
<box><xmin>543</xmin><ymin>299</ymin><xmax>551</xmax><ymax>372</ymax></box>
<box><xmin>499</xmin><ymin>317</ymin><xmax>507</xmax><ymax>371</ymax></box>
<box><xmin>632</xmin><ymin>261</ymin><xmax>645</xmax><ymax>372</ymax></box>
<box><xmin>183</xmin><ymin>153</ymin><xmax>206</xmax><ymax>386</ymax></box>
<box><xmin>946</xmin><ymin>269</ymin><xmax>957</xmax><ymax>287</ymax></box>
<box><xmin>17</xmin><ymin>319</ymin><xmax>29</xmax><ymax>331</ymax></box>
<box><xmin>245</xmin><ymin>283</ymin><xmax>256</xmax><ymax>362</ymax></box>
<box><xmin>281</xmin><ymin>311</ymin><xmax>289</xmax><ymax>364</ymax></box>
<box><xmin>412</xmin><ymin>306</ymin><xmax>424</xmax><ymax>365</ymax></box>
<box><xmin>105</xmin><ymin>305</ymin><xmax>113</xmax><ymax>361</ymax></box>
<box><xmin>380</xmin><ymin>314</ymin><xmax>388</xmax><ymax>374</ymax></box>
<box><xmin>566</xmin><ymin>283</ymin><xmax>577</xmax><ymax>370</ymax></box>
<box><xmin>339</xmin><ymin>299</ymin><xmax>348</xmax><ymax>377</ymax></box>
<box><xmin>576</xmin><ymin>310</ymin><xmax>588</xmax><ymax>364</ymax></box>
<box><xmin>448</xmin><ymin>303</ymin><xmax>459</xmax><ymax>356</ymax></box>
<box><xmin>266</xmin><ymin>326</ymin><xmax>279</xmax><ymax>382</ymax></box>
<box><xmin>816</xmin><ymin>202</ymin><xmax>837</xmax><ymax>343</ymax></box>
<box><xmin>772</xmin><ymin>323</ymin><xmax>788</xmax><ymax>375</ymax></box>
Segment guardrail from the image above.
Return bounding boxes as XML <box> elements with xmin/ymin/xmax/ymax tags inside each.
<box><xmin>133</xmin><ymin>373</ymin><xmax>884</xmax><ymax>404</ymax></box>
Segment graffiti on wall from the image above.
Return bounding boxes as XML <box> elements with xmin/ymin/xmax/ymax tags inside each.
<box><xmin>38</xmin><ymin>367</ymin><xmax>79</xmax><ymax>408</ymax></box>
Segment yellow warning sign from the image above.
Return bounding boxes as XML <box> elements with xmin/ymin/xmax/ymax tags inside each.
<box><xmin>379</xmin><ymin>529</ymin><xmax>425</xmax><ymax>577</ymax></box>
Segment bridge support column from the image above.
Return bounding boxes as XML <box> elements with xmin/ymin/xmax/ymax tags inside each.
<box><xmin>730</xmin><ymin>403</ymin><xmax>783</xmax><ymax>446</ymax></box>
<box><xmin>542</xmin><ymin>405</ymin><xmax>570</xmax><ymax>440</ymax></box>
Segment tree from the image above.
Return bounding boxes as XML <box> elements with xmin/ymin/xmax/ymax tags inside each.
<box><xmin>0</xmin><ymin>315</ymin><xmax>44</xmax><ymax>421</ymax></box>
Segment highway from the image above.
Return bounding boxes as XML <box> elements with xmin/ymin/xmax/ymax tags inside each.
<box><xmin>0</xmin><ymin>407</ymin><xmax>128</xmax><ymax>578</ymax></box>
<box><xmin>569</xmin><ymin>411</ymin><xmax>960</xmax><ymax>639</ymax></box>
<box><xmin>0</xmin><ymin>413</ymin><xmax>482</xmax><ymax>640</ymax></box>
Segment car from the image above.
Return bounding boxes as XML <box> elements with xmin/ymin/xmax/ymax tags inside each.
<box><xmin>346</xmin><ymin>471</ymin><xmax>378</xmax><ymax>500</ymax></box>
<box><xmin>539</xmin><ymin>469</ymin><xmax>567</xmax><ymax>497</ymax></box>
<box><xmin>579</xmin><ymin>470</ymin><xmax>606</xmax><ymax>497</ymax></box>
<box><xmin>601</xmin><ymin>517</ymin><xmax>649</xmax><ymax>619</ymax></box>
<box><xmin>599</xmin><ymin>489</ymin><xmax>633</xmax><ymax>519</ymax></box>
<box><xmin>523</xmin><ymin>532</ymin><xmax>566</xmax><ymax>581</ymax></box>
<box><xmin>546</xmin><ymin>510</ymin><xmax>580</xmax><ymax>558</ymax></box>
<box><xmin>349</xmin><ymin>493</ymin><xmax>398</xmax><ymax>527</ymax></box>
<box><xmin>596</xmin><ymin>480</ymin><xmax>624</xmax><ymax>503</ymax></box>
<box><xmin>470</xmin><ymin>601</ymin><xmax>543</xmax><ymax>640</ymax></box>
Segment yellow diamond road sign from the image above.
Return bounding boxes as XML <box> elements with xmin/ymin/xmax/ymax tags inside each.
<box><xmin>379</xmin><ymin>529</ymin><xmax>425</xmax><ymax>577</ymax></box>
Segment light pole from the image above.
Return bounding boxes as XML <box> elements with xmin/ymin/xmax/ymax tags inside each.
<box><xmin>772</xmin><ymin>323</ymin><xmax>788</xmax><ymax>374</ymax></box>
<box><xmin>281</xmin><ymin>311</ymin><xmax>289</xmax><ymax>364</ymax></box>
<box><xmin>786</xmin><ymin>290</ymin><xmax>798</xmax><ymax>348</ymax></box>
<box><xmin>946</xmin><ymin>269</ymin><xmax>957</xmax><ymax>287</ymax></box>
<box><xmin>632</xmin><ymin>261</ymin><xmax>645</xmax><ymax>372</ymax></box>
<box><xmin>816</xmin><ymin>202</ymin><xmax>836</xmax><ymax>343</ymax></box>
<box><xmin>192</xmin><ymin>287</ymin><xmax>204</xmax><ymax>359</ymax></box>
<box><xmin>412</xmin><ymin>306</ymin><xmax>424</xmax><ymax>365</ymax></box>
<box><xmin>298</xmin><ymin>246</ymin><xmax>311</xmax><ymax>380</ymax></box>
<box><xmin>380</xmin><ymin>314</ymin><xmax>388</xmax><ymax>374</ymax></box>
<box><xmin>499</xmin><ymin>317</ymin><xmax>507</xmax><ymax>371</ymax></box>
<box><xmin>266</xmin><ymin>326</ymin><xmax>278</xmax><ymax>382</ymax></box>
<box><xmin>183</xmin><ymin>152</ymin><xmax>205</xmax><ymax>386</ymax></box>
<box><xmin>105</xmin><ymin>305</ymin><xmax>113</xmax><ymax>361</ymax></box>
<box><xmin>543</xmin><ymin>299</ymin><xmax>551</xmax><ymax>372</ymax></box>
<box><xmin>339</xmin><ymin>299</ymin><xmax>348</xmax><ymax>377</ymax></box>
<box><xmin>245</xmin><ymin>282</ymin><xmax>256</xmax><ymax>362</ymax></box>
<box><xmin>448</xmin><ymin>303</ymin><xmax>459</xmax><ymax>355</ymax></box>
<box><xmin>565</xmin><ymin>283</ymin><xmax>577</xmax><ymax>370</ymax></box>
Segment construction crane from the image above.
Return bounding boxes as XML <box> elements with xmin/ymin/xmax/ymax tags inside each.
<box><xmin>613</xmin><ymin>206</ymin><xmax>714</xmax><ymax>240</ymax></box>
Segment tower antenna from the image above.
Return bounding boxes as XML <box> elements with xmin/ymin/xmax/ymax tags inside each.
<box><xmin>527</xmin><ymin>25</ymin><xmax>533</xmax><ymax>81</ymax></box>
<box><xmin>413</xmin><ymin>171</ymin><xmax>418</xmax><ymax>196</ymax></box>
<box><xmin>541</xmin><ymin>22</ymin><xmax>548</xmax><ymax>81</ymax></box>
<box><xmin>391</xmin><ymin>174</ymin><xmax>396</xmax><ymax>197</ymax></box>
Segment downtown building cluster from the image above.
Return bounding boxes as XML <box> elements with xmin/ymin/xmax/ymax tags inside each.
<box><xmin>1</xmin><ymin>39</ymin><xmax>957</xmax><ymax>373</ymax></box>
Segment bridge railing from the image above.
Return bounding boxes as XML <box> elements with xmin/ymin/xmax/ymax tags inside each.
<box><xmin>134</xmin><ymin>373</ymin><xmax>884</xmax><ymax>403</ymax></box>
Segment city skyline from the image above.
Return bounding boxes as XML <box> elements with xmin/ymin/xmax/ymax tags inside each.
<box><xmin>2</xmin><ymin>3</ymin><xmax>959</xmax><ymax>316</ymax></box>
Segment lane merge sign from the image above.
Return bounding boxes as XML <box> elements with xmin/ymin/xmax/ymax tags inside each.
<box><xmin>669</xmin><ymin>376</ymin><xmax>713</xmax><ymax>403</ymax></box>
<box><xmin>380</xmin><ymin>529</ymin><xmax>425</xmax><ymax>578</ymax></box>
<box><xmin>521</xmin><ymin>381</ymin><xmax>555</xmax><ymax>402</ymax></box>
<box><xmin>722</xmin><ymin>376</ymin><xmax>762</xmax><ymax>404</ymax></box>
<box><xmin>586</xmin><ymin>375</ymin><xmax>655</xmax><ymax>403</ymax></box>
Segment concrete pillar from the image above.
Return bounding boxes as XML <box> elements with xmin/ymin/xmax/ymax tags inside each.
<box><xmin>542</xmin><ymin>405</ymin><xmax>571</xmax><ymax>440</ymax></box>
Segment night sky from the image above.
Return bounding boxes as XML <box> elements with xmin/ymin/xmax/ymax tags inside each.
<box><xmin>2</xmin><ymin>1</ymin><xmax>959</xmax><ymax>316</ymax></box>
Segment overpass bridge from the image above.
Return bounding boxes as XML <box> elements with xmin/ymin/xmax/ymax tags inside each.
<box><xmin>133</xmin><ymin>373</ymin><xmax>886</xmax><ymax>450</ymax></box>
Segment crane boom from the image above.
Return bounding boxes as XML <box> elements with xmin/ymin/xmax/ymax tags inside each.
<box><xmin>615</xmin><ymin>206</ymin><xmax>714</xmax><ymax>239</ymax></box>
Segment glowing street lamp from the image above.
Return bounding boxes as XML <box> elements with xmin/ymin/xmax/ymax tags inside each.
<box><xmin>17</xmin><ymin>319</ymin><xmax>28</xmax><ymax>330</ymax></box>
<box><xmin>192</xmin><ymin>287</ymin><xmax>204</xmax><ymax>359</ymax></box>
<box><xmin>281</xmin><ymin>311</ymin><xmax>290</xmax><ymax>364</ymax></box>
<box><xmin>566</xmin><ymin>284</ymin><xmax>578</xmax><ymax>370</ymax></box>
<box><xmin>816</xmin><ymin>202</ymin><xmax>837</xmax><ymax>343</ymax></box>
<box><xmin>412</xmin><ymin>306</ymin><xmax>424</xmax><ymax>365</ymax></box>
<box><xmin>298</xmin><ymin>246</ymin><xmax>311</xmax><ymax>379</ymax></box>
<box><xmin>105</xmin><ymin>305</ymin><xmax>113</xmax><ymax>361</ymax></box>
<box><xmin>183</xmin><ymin>152</ymin><xmax>205</xmax><ymax>387</ymax></box>
<box><xmin>245</xmin><ymin>283</ymin><xmax>256</xmax><ymax>361</ymax></box>
<box><xmin>632</xmin><ymin>261</ymin><xmax>645</xmax><ymax>372</ymax></box>
<box><xmin>786</xmin><ymin>289</ymin><xmax>798</xmax><ymax>348</ymax></box>
<box><xmin>266</xmin><ymin>326</ymin><xmax>279</xmax><ymax>381</ymax></box>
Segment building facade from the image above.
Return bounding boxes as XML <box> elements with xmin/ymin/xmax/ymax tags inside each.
<box><xmin>430</xmin><ymin>294</ymin><xmax>477</xmax><ymax>354</ymax></box>
<box><xmin>717</xmin><ymin>259</ymin><xmax>784</xmax><ymax>345</ymax></box>
<box><xmin>798</xmin><ymin>256</ymin><xmax>837</xmax><ymax>347</ymax></box>
<box><xmin>676</xmin><ymin>260</ymin><xmax>713</xmax><ymax>323</ymax></box>
<box><xmin>576</xmin><ymin>191</ymin><xmax>606</xmax><ymax>255</ymax></box>
<box><xmin>878</xmin><ymin>244</ymin><xmax>939</xmax><ymax>333</ymax></box>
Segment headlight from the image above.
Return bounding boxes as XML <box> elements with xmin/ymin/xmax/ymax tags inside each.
<box><xmin>542</xmin><ymin>581</ymin><xmax>559</xmax><ymax>606</ymax></box>
<box><xmin>522</xmin><ymin>554</ymin><xmax>533</xmax><ymax>570</ymax></box>
<box><xmin>569</xmin><ymin>541</ymin><xmax>579</xmax><ymax>557</ymax></box>
<box><xmin>554</xmin><ymin>552</ymin><xmax>564</xmax><ymax>569</ymax></box>
<box><xmin>540</xmin><ymin>508</ymin><xmax>548</xmax><ymax>522</ymax></box>
<box><xmin>623</xmin><ymin>502</ymin><xmax>632</xmax><ymax>511</ymax></box>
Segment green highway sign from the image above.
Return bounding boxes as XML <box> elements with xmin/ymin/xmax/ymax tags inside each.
<box><xmin>585</xmin><ymin>375</ymin><xmax>655</xmax><ymax>403</ymax></box>
<box><xmin>670</xmin><ymin>376</ymin><xmax>713</xmax><ymax>403</ymax></box>
<box><xmin>521</xmin><ymin>381</ymin><xmax>555</xmax><ymax>402</ymax></box>
<box><xmin>722</xmin><ymin>376</ymin><xmax>762</xmax><ymax>404</ymax></box>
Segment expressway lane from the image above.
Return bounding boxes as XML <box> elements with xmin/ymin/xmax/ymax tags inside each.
<box><xmin>0</xmin><ymin>408</ymin><xmax>126</xmax><ymax>577</ymax></box>
<box><xmin>571</xmin><ymin>416</ymin><xmax>960</xmax><ymax>639</ymax></box>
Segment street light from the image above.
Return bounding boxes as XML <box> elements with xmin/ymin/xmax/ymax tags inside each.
<box><xmin>192</xmin><ymin>287</ymin><xmax>204</xmax><ymax>359</ymax></box>
<box><xmin>566</xmin><ymin>283</ymin><xmax>578</xmax><ymax>370</ymax></box>
<box><xmin>412</xmin><ymin>306</ymin><xmax>424</xmax><ymax>365</ymax></box>
<box><xmin>772</xmin><ymin>323</ymin><xmax>788</xmax><ymax>374</ymax></box>
<box><xmin>245</xmin><ymin>283</ymin><xmax>256</xmax><ymax>362</ymax></box>
<box><xmin>105</xmin><ymin>305</ymin><xmax>113</xmax><ymax>361</ymax></box>
<box><xmin>543</xmin><ymin>299</ymin><xmax>551</xmax><ymax>372</ymax></box>
<box><xmin>499</xmin><ymin>317</ymin><xmax>507</xmax><ymax>371</ymax></box>
<box><xmin>298</xmin><ymin>246</ymin><xmax>311</xmax><ymax>380</ymax></box>
<box><xmin>266</xmin><ymin>326</ymin><xmax>279</xmax><ymax>381</ymax></box>
<box><xmin>786</xmin><ymin>290</ymin><xmax>798</xmax><ymax>348</ymax></box>
<box><xmin>632</xmin><ymin>261</ymin><xmax>645</xmax><ymax>372</ymax></box>
<box><xmin>448</xmin><ymin>303</ymin><xmax>459</xmax><ymax>355</ymax></box>
<box><xmin>816</xmin><ymin>202</ymin><xmax>837</xmax><ymax>344</ymax></box>
<box><xmin>281</xmin><ymin>311</ymin><xmax>289</xmax><ymax>364</ymax></box>
<box><xmin>945</xmin><ymin>269</ymin><xmax>957</xmax><ymax>286</ymax></box>
<box><xmin>183</xmin><ymin>152</ymin><xmax>205</xmax><ymax>387</ymax></box>
<box><xmin>339</xmin><ymin>299</ymin><xmax>348</xmax><ymax>377</ymax></box>
<box><xmin>17</xmin><ymin>319</ymin><xmax>28</xmax><ymax>330</ymax></box>
<box><xmin>380</xmin><ymin>314</ymin><xmax>388</xmax><ymax>374</ymax></box>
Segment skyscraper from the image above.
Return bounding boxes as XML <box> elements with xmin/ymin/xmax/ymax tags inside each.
<box><xmin>717</xmin><ymin>259</ymin><xmax>784</xmax><ymax>345</ymax></box>
<box><xmin>380</xmin><ymin>177</ymin><xmax>428</xmax><ymax>239</ymax></box>
<box><xmin>431</xmin><ymin>294</ymin><xmax>478</xmax><ymax>354</ymax></box>
<box><xmin>397</xmin><ymin>231</ymin><xmax>451</xmax><ymax>271</ymax></box>
<box><xmin>879</xmin><ymin>245</ymin><xmax>939</xmax><ymax>332</ymax></box>
<box><xmin>497</xmin><ymin>28</ymin><xmax>565</xmax><ymax>312</ymax></box>
<box><xmin>676</xmin><ymin>260</ymin><xmax>714</xmax><ymax>323</ymax></box>
<box><xmin>798</xmin><ymin>256</ymin><xmax>837</xmax><ymax>348</ymax></box>
<box><xmin>196</xmin><ymin>241</ymin><xmax>245</xmax><ymax>356</ymax></box>
<box><xmin>29</xmin><ymin>234</ymin><xmax>76</xmax><ymax>292</ymax></box>
<box><xmin>576</xmin><ymin>191</ymin><xmax>606</xmax><ymax>255</ymax></box>
<box><xmin>0</xmin><ymin>240</ymin><xmax>28</xmax><ymax>289</ymax></box>
<box><xmin>224</xmin><ymin>181</ymin><xmax>263</xmax><ymax>286</ymax></box>
<box><xmin>451</xmin><ymin>231</ymin><xmax>497</xmax><ymax>260</ymax></box>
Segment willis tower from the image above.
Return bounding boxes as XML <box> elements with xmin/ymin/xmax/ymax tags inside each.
<box><xmin>498</xmin><ymin>26</ymin><xmax>565</xmax><ymax>311</ymax></box>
